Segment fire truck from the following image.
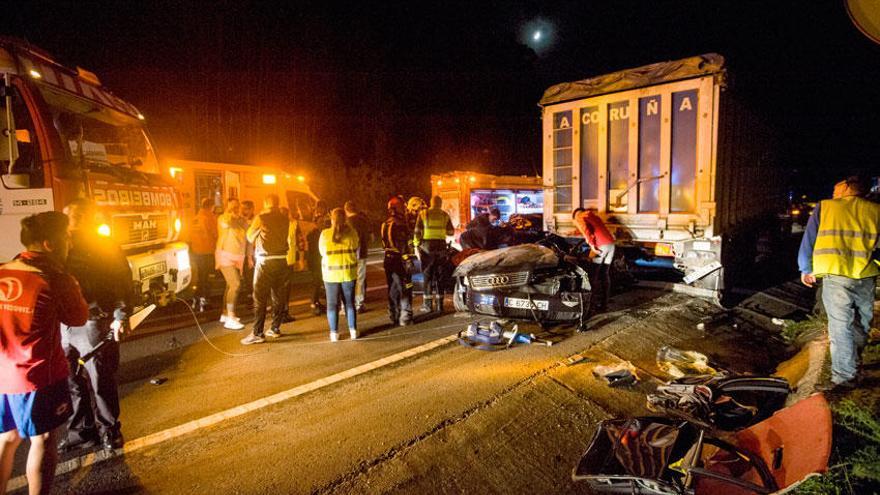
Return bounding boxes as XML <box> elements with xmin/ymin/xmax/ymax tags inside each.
<box><xmin>0</xmin><ymin>38</ymin><xmax>190</xmax><ymax>305</ymax></box>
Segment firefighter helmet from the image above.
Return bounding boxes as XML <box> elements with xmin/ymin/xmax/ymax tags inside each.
<box><xmin>387</xmin><ymin>196</ymin><xmax>405</xmax><ymax>216</ymax></box>
<box><xmin>406</xmin><ymin>196</ymin><xmax>426</xmax><ymax>214</ymax></box>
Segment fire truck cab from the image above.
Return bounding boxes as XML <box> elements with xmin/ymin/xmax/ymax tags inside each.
<box><xmin>0</xmin><ymin>38</ymin><xmax>190</xmax><ymax>305</ymax></box>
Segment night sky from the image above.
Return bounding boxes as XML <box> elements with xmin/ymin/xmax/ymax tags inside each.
<box><xmin>3</xmin><ymin>1</ymin><xmax>879</xmax><ymax>200</ymax></box>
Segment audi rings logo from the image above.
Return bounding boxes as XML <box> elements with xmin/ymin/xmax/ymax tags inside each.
<box><xmin>0</xmin><ymin>277</ymin><xmax>23</xmax><ymax>302</ymax></box>
<box><xmin>486</xmin><ymin>275</ymin><xmax>511</xmax><ymax>286</ymax></box>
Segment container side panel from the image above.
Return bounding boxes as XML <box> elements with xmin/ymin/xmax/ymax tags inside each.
<box><xmin>638</xmin><ymin>95</ymin><xmax>662</xmax><ymax>212</ymax></box>
<box><xmin>671</xmin><ymin>90</ymin><xmax>698</xmax><ymax>213</ymax></box>
<box><xmin>579</xmin><ymin>106</ymin><xmax>600</xmax><ymax>203</ymax></box>
<box><xmin>607</xmin><ymin>100</ymin><xmax>630</xmax><ymax>212</ymax></box>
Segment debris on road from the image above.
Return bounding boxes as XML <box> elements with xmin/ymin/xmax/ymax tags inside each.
<box><xmin>458</xmin><ymin>320</ymin><xmax>553</xmax><ymax>351</ymax></box>
<box><xmin>572</xmin><ymin>394</ymin><xmax>832</xmax><ymax>494</ymax></box>
<box><xmin>563</xmin><ymin>353</ymin><xmax>588</xmax><ymax>367</ymax></box>
<box><xmin>695</xmin><ymin>309</ymin><xmax>737</xmax><ymax>331</ymax></box>
<box><xmin>656</xmin><ymin>345</ymin><xmax>717</xmax><ymax>378</ymax></box>
<box><xmin>592</xmin><ymin>362</ymin><xmax>639</xmax><ymax>388</ymax></box>
<box><xmin>150</xmin><ymin>377</ymin><xmax>168</xmax><ymax>385</ymax></box>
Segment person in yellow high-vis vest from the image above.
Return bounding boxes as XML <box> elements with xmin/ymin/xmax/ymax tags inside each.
<box><xmin>798</xmin><ymin>176</ymin><xmax>880</xmax><ymax>389</ymax></box>
<box><xmin>319</xmin><ymin>208</ymin><xmax>360</xmax><ymax>342</ymax></box>
<box><xmin>413</xmin><ymin>196</ymin><xmax>454</xmax><ymax>313</ymax></box>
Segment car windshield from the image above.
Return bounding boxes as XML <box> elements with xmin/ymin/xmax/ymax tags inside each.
<box><xmin>38</xmin><ymin>85</ymin><xmax>159</xmax><ymax>174</ymax></box>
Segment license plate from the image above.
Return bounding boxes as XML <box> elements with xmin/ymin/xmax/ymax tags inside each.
<box><xmin>504</xmin><ymin>297</ymin><xmax>549</xmax><ymax>311</ymax></box>
<box><xmin>139</xmin><ymin>261</ymin><xmax>167</xmax><ymax>280</ymax></box>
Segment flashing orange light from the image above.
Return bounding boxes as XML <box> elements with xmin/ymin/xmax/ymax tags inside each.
<box><xmin>28</xmin><ymin>69</ymin><xmax>42</xmax><ymax>79</ymax></box>
<box><xmin>262</xmin><ymin>174</ymin><xmax>277</xmax><ymax>185</ymax></box>
<box><xmin>454</xmin><ymin>177</ymin><xmax>461</xmax><ymax>184</ymax></box>
<box><xmin>169</xmin><ymin>166</ymin><xmax>183</xmax><ymax>178</ymax></box>
<box><xmin>791</xmin><ymin>209</ymin><xmax>801</xmax><ymax>216</ymax></box>
<box><xmin>437</xmin><ymin>180</ymin><xmax>443</xmax><ymax>187</ymax></box>
<box><xmin>174</xmin><ymin>218</ymin><xmax>182</xmax><ymax>233</ymax></box>
<box><xmin>469</xmin><ymin>176</ymin><xmax>476</xmax><ymax>183</ymax></box>
<box><xmin>97</xmin><ymin>224</ymin><xmax>111</xmax><ymax>237</ymax></box>
<box><xmin>296</xmin><ymin>175</ymin><xmax>305</xmax><ymax>182</ymax></box>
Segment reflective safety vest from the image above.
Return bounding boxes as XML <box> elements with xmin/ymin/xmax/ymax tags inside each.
<box><xmin>812</xmin><ymin>196</ymin><xmax>880</xmax><ymax>279</ymax></box>
<box><xmin>417</xmin><ymin>208</ymin><xmax>451</xmax><ymax>244</ymax></box>
<box><xmin>319</xmin><ymin>227</ymin><xmax>359</xmax><ymax>283</ymax></box>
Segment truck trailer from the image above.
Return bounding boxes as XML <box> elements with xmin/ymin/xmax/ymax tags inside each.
<box><xmin>540</xmin><ymin>53</ymin><xmax>785</xmax><ymax>297</ymax></box>
<box><xmin>0</xmin><ymin>37</ymin><xmax>190</xmax><ymax>306</ymax></box>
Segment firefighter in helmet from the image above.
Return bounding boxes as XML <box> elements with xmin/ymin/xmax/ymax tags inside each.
<box><xmin>381</xmin><ymin>196</ymin><xmax>415</xmax><ymax>326</ymax></box>
<box><xmin>413</xmin><ymin>195</ymin><xmax>454</xmax><ymax>313</ymax></box>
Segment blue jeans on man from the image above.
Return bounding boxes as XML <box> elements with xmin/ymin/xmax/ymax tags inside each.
<box><xmin>821</xmin><ymin>274</ymin><xmax>875</xmax><ymax>385</ymax></box>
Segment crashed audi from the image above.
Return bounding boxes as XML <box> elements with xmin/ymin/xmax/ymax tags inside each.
<box><xmin>452</xmin><ymin>236</ymin><xmax>592</xmax><ymax>328</ymax></box>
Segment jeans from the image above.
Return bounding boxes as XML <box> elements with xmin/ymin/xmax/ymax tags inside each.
<box><xmin>325</xmin><ymin>280</ymin><xmax>356</xmax><ymax>332</ymax></box>
<box><xmin>419</xmin><ymin>240</ymin><xmax>447</xmax><ymax>299</ymax></box>
<box><xmin>252</xmin><ymin>258</ymin><xmax>288</xmax><ymax>336</ymax></box>
<box><xmin>821</xmin><ymin>274</ymin><xmax>875</xmax><ymax>384</ymax></box>
<box><xmin>192</xmin><ymin>253</ymin><xmax>215</xmax><ymax>300</ymax></box>
<box><xmin>61</xmin><ymin>318</ymin><xmax>121</xmax><ymax>441</ymax></box>
<box><xmin>355</xmin><ymin>259</ymin><xmax>368</xmax><ymax>308</ymax></box>
<box><xmin>384</xmin><ymin>254</ymin><xmax>413</xmax><ymax>325</ymax></box>
<box><xmin>307</xmin><ymin>253</ymin><xmax>325</xmax><ymax>305</ymax></box>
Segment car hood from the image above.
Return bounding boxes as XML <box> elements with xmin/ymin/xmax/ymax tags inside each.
<box><xmin>453</xmin><ymin>244</ymin><xmax>559</xmax><ymax>277</ymax></box>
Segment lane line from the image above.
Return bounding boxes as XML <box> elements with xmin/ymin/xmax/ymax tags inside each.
<box><xmin>5</xmin><ymin>331</ymin><xmax>460</xmax><ymax>492</ymax></box>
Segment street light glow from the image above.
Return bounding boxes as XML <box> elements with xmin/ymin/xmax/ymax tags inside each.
<box><xmin>533</xmin><ymin>31</ymin><xmax>541</xmax><ymax>41</ymax></box>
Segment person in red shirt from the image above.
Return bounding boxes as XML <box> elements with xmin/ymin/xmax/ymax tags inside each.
<box><xmin>0</xmin><ymin>211</ymin><xmax>89</xmax><ymax>495</ymax></box>
<box><xmin>572</xmin><ymin>207</ymin><xmax>616</xmax><ymax>312</ymax></box>
<box><xmin>190</xmin><ymin>197</ymin><xmax>219</xmax><ymax>311</ymax></box>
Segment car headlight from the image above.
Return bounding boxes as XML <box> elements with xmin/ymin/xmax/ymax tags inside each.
<box><xmin>176</xmin><ymin>249</ymin><xmax>191</xmax><ymax>272</ymax></box>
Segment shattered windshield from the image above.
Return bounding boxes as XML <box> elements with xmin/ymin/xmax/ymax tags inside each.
<box><xmin>38</xmin><ymin>85</ymin><xmax>159</xmax><ymax>174</ymax></box>
<box><xmin>454</xmin><ymin>244</ymin><xmax>559</xmax><ymax>277</ymax></box>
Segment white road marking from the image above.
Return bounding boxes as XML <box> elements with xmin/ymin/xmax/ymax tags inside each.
<box><xmin>5</xmin><ymin>331</ymin><xmax>460</xmax><ymax>492</ymax></box>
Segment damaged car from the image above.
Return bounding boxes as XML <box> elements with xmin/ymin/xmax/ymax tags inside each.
<box><xmin>452</xmin><ymin>235</ymin><xmax>592</xmax><ymax>329</ymax></box>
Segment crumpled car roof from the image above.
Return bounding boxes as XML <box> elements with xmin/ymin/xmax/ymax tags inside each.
<box><xmin>453</xmin><ymin>244</ymin><xmax>559</xmax><ymax>277</ymax></box>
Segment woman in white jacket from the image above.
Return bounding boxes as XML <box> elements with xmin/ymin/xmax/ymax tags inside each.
<box><xmin>216</xmin><ymin>199</ymin><xmax>248</xmax><ymax>329</ymax></box>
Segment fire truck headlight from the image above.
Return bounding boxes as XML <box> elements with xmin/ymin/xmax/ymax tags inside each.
<box><xmin>176</xmin><ymin>248</ymin><xmax>190</xmax><ymax>272</ymax></box>
<box><xmin>97</xmin><ymin>224</ymin><xmax>112</xmax><ymax>237</ymax></box>
<box><xmin>174</xmin><ymin>218</ymin><xmax>182</xmax><ymax>233</ymax></box>
<box><xmin>262</xmin><ymin>174</ymin><xmax>277</xmax><ymax>185</ymax></box>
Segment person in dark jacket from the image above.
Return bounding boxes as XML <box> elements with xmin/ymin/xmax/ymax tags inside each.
<box><xmin>345</xmin><ymin>201</ymin><xmax>372</xmax><ymax>313</ymax></box>
<box><xmin>305</xmin><ymin>201</ymin><xmax>330</xmax><ymax>315</ymax></box>
<box><xmin>59</xmin><ymin>199</ymin><xmax>132</xmax><ymax>452</ymax></box>
<box><xmin>381</xmin><ymin>197</ymin><xmax>414</xmax><ymax>326</ymax></box>
<box><xmin>240</xmin><ymin>194</ymin><xmax>290</xmax><ymax>345</ymax></box>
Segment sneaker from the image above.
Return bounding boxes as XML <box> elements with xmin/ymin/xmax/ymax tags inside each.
<box><xmin>59</xmin><ymin>435</ymin><xmax>99</xmax><ymax>453</ymax></box>
<box><xmin>224</xmin><ymin>318</ymin><xmax>245</xmax><ymax>330</ymax></box>
<box><xmin>198</xmin><ymin>297</ymin><xmax>209</xmax><ymax>313</ymax></box>
<box><xmin>311</xmin><ymin>303</ymin><xmax>323</xmax><ymax>316</ymax></box>
<box><xmin>240</xmin><ymin>333</ymin><xmax>265</xmax><ymax>345</ymax></box>
<box><xmin>357</xmin><ymin>305</ymin><xmax>367</xmax><ymax>314</ymax></box>
<box><xmin>219</xmin><ymin>314</ymin><xmax>227</xmax><ymax>323</ymax></box>
<box><xmin>419</xmin><ymin>304</ymin><xmax>432</xmax><ymax>313</ymax></box>
<box><xmin>329</xmin><ymin>332</ymin><xmax>339</xmax><ymax>342</ymax></box>
<box><xmin>349</xmin><ymin>329</ymin><xmax>358</xmax><ymax>340</ymax></box>
<box><xmin>101</xmin><ymin>432</ymin><xmax>124</xmax><ymax>451</ymax></box>
<box><xmin>265</xmin><ymin>328</ymin><xmax>281</xmax><ymax>339</ymax></box>
<box><xmin>281</xmin><ymin>312</ymin><xmax>296</xmax><ymax>323</ymax></box>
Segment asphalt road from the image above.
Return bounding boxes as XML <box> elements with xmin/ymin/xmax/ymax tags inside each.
<box><xmin>6</xmin><ymin>259</ymin><xmax>808</xmax><ymax>494</ymax></box>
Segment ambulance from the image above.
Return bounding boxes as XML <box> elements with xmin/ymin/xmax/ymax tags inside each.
<box><xmin>168</xmin><ymin>159</ymin><xmax>319</xmax><ymax>236</ymax></box>
<box><xmin>430</xmin><ymin>171</ymin><xmax>543</xmax><ymax>234</ymax></box>
<box><xmin>0</xmin><ymin>38</ymin><xmax>190</xmax><ymax>305</ymax></box>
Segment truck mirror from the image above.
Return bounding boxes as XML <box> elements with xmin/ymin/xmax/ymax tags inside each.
<box><xmin>1</xmin><ymin>173</ymin><xmax>30</xmax><ymax>189</ymax></box>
